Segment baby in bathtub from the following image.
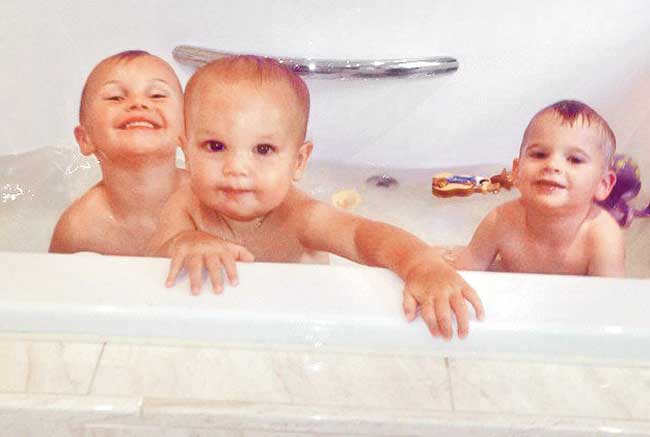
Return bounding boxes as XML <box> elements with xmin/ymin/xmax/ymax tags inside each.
<box><xmin>148</xmin><ymin>55</ymin><xmax>484</xmax><ymax>339</ymax></box>
<box><xmin>453</xmin><ymin>100</ymin><xmax>625</xmax><ymax>276</ymax></box>
<box><xmin>49</xmin><ymin>50</ymin><xmax>187</xmax><ymax>256</ymax></box>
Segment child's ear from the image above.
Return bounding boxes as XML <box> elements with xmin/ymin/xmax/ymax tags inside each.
<box><xmin>178</xmin><ymin>134</ymin><xmax>189</xmax><ymax>170</ymax></box>
<box><xmin>594</xmin><ymin>169</ymin><xmax>616</xmax><ymax>201</ymax></box>
<box><xmin>292</xmin><ymin>141</ymin><xmax>313</xmax><ymax>181</ymax></box>
<box><xmin>511</xmin><ymin>158</ymin><xmax>520</xmax><ymax>185</ymax></box>
<box><xmin>178</xmin><ymin>134</ymin><xmax>187</xmax><ymax>152</ymax></box>
<box><xmin>74</xmin><ymin>125</ymin><xmax>95</xmax><ymax>156</ymax></box>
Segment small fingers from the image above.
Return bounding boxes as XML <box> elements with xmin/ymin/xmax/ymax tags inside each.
<box><xmin>420</xmin><ymin>304</ymin><xmax>440</xmax><ymax>337</ymax></box>
<box><xmin>402</xmin><ymin>288</ymin><xmax>418</xmax><ymax>321</ymax></box>
<box><xmin>450</xmin><ymin>292</ymin><xmax>469</xmax><ymax>339</ymax></box>
<box><xmin>166</xmin><ymin>253</ymin><xmax>186</xmax><ymax>288</ymax></box>
<box><xmin>463</xmin><ymin>285</ymin><xmax>485</xmax><ymax>321</ymax></box>
<box><xmin>221</xmin><ymin>255</ymin><xmax>239</xmax><ymax>286</ymax></box>
<box><xmin>232</xmin><ymin>244</ymin><xmax>255</xmax><ymax>263</ymax></box>
<box><xmin>186</xmin><ymin>254</ymin><xmax>204</xmax><ymax>295</ymax></box>
<box><xmin>205</xmin><ymin>254</ymin><xmax>224</xmax><ymax>294</ymax></box>
<box><xmin>434</xmin><ymin>295</ymin><xmax>453</xmax><ymax>340</ymax></box>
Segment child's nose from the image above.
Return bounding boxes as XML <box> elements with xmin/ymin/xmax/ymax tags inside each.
<box><xmin>543</xmin><ymin>155</ymin><xmax>562</xmax><ymax>173</ymax></box>
<box><xmin>222</xmin><ymin>153</ymin><xmax>249</xmax><ymax>177</ymax></box>
<box><xmin>126</xmin><ymin>96</ymin><xmax>149</xmax><ymax>111</ymax></box>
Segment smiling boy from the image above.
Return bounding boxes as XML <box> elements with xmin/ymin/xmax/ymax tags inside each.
<box><xmin>454</xmin><ymin>100</ymin><xmax>625</xmax><ymax>276</ymax></box>
<box><xmin>49</xmin><ymin>51</ymin><xmax>187</xmax><ymax>256</ymax></box>
<box><xmin>149</xmin><ymin>56</ymin><xmax>484</xmax><ymax>339</ymax></box>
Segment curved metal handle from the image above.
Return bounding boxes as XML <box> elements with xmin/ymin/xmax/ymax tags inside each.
<box><xmin>173</xmin><ymin>45</ymin><xmax>458</xmax><ymax>79</ymax></box>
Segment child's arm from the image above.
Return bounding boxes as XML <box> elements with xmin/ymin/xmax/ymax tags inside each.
<box><xmin>588</xmin><ymin>218</ymin><xmax>626</xmax><ymax>277</ymax></box>
<box><xmin>148</xmin><ymin>191</ymin><xmax>254</xmax><ymax>293</ymax></box>
<box><xmin>296</xmin><ymin>197</ymin><xmax>485</xmax><ymax>339</ymax></box>
<box><xmin>453</xmin><ymin>209</ymin><xmax>501</xmax><ymax>271</ymax></box>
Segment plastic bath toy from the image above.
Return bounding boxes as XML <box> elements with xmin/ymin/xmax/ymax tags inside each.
<box><xmin>332</xmin><ymin>189</ymin><xmax>362</xmax><ymax>210</ymax></box>
<box><xmin>598</xmin><ymin>154</ymin><xmax>650</xmax><ymax>227</ymax></box>
<box><xmin>432</xmin><ymin>169</ymin><xmax>513</xmax><ymax>198</ymax></box>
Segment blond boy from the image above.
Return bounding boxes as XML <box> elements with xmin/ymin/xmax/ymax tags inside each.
<box><xmin>454</xmin><ymin>100</ymin><xmax>624</xmax><ymax>276</ymax></box>
<box><xmin>50</xmin><ymin>51</ymin><xmax>187</xmax><ymax>256</ymax></box>
<box><xmin>149</xmin><ymin>56</ymin><xmax>484</xmax><ymax>339</ymax></box>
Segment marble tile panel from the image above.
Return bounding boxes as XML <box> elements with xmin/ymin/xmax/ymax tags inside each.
<box><xmin>0</xmin><ymin>339</ymin><xmax>104</xmax><ymax>394</ymax></box>
<box><xmin>449</xmin><ymin>358</ymin><xmax>650</xmax><ymax>420</ymax></box>
<box><xmin>139</xmin><ymin>399</ymin><xmax>650</xmax><ymax>436</ymax></box>
<box><xmin>91</xmin><ymin>345</ymin><xmax>291</xmax><ymax>403</ymax></box>
<box><xmin>0</xmin><ymin>393</ymin><xmax>140</xmax><ymax>437</ymax></box>
<box><xmin>92</xmin><ymin>344</ymin><xmax>450</xmax><ymax>409</ymax></box>
<box><xmin>84</xmin><ymin>426</ymin><xmax>240</xmax><ymax>437</ymax></box>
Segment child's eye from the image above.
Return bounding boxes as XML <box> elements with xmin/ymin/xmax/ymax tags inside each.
<box><xmin>568</xmin><ymin>156</ymin><xmax>585</xmax><ymax>164</ymax></box>
<box><xmin>150</xmin><ymin>93</ymin><xmax>167</xmax><ymax>99</ymax></box>
<box><xmin>255</xmin><ymin>144</ymin><xmax>276</xmax><ymax>155</ymax></box>
<box><xmin>105</xmin><ymin>96</ymin><xmax>124</xmax><ymax>102</ymax></box>
<box><xmin>204</xmin><ymin>141</ymin><xmax>225</xmax><ymax>152</ymax></box>
<box><xmin>528</xmin><ymin>150</ymin><xmax>547</xmax><ymax>159</ymax></box>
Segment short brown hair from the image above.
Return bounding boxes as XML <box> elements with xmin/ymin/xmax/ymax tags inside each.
<box><xmin>521</xmin><ymin>100</ymin><xmax>616</xmax><ymax>164</ymax></box>
<box><xmin>184</xmin><ymin>55</ymin><xmax>310</xmax><ymax>140</ymax></box>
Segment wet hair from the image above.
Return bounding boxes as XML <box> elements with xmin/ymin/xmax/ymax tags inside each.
<box><xmin>78</xmin><ymin>50</ymin><xmax>154</xmax><ymax>123</ymax></box>
<box><xmin>184</xmin><ymin>55</ymin><xmax>310</xmax><ymax>141</ymax></box>
<box><xmin>521</xmin><ymin>100</ymin><xmax>616</xmax><ymax>165</ymax></box>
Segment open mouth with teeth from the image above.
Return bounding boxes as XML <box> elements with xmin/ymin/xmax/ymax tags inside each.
<box><xmin>118</xmin><ymin>119</ymin><xmax>161</xmax><ymax>129</ymax></box>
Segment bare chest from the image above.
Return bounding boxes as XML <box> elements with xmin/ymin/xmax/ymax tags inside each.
<box><xmin>197</xmin><ymin>219</ymin><xmax>325</xmax><ymax>264</ymax></box>
<box><xmin>498</xmin><ymin>230</ymin><xmax>591</xmax><ymax>275</ymax></box>
<box><xmin>86</xmin><ymin>216</ymin><xmax>157</xmax><ymax>256</ymax></box>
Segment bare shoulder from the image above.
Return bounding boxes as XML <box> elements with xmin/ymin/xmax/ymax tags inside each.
<box><xmin>49</xmin><ymin>185</ymin><xmax>109</xmax><ymax>252</ymax></box>
<box><xmin>475</xmin><ymin>200</ymin><xmax>520</xmax><ymax>234</ymax></box>
<box><xmin>281</xmin><ymin>187</ymin><xmax>325</xmax><ymax>219</ymax></box>
<box><xmin>495</xmin><ymin>200</ymin><xmax>524</xmax><ymax>225</ymax></box>
<box><xmin>278</xmin><ymin>186</ymin><xmax>354</xmax><ymax>241</ymax></box>
<box><xmin>157</xmin><ymin>182</ymin><xmax>199</xmax><ymax>228</ymax></box>
<box><xmin>585</xmin><ymin>206</ymin><xmax>625</xmax><ymax>276</ymax></box>
<box><xmin>586</xmin><ymin>206</ymin><xmax>623</xmax><ymax>244</ymax></box>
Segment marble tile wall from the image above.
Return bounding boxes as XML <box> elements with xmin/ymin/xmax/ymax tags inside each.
<box><xmin>90</xmin><ymin>344</ymin><xmax>451</xmax><ymax>410</ymax></box>
<box><xmin>0</xmin><ymin>339</ymin><xmax>103</xmax><ymax>394</ymax></box>
<box><xmin>1</xmin><ymin>337</ymin><xmax>650</xmax><ymax>436</ymax></box>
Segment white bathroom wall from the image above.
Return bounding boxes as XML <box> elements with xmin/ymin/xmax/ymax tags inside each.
<box><xmin>1</xmin><ymin>0</ymin><xmax>649</xmax><ymax>173</ymax></box>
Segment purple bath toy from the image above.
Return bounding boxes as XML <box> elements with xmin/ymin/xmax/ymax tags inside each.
<box><xmin>597</xmin><ymin>154</ymin><xmax>650</xmax><ymax>227</ymax></box>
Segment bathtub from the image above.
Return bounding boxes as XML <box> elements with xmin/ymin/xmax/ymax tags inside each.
<box><xmin>3</xmin><ymin>0</ymin><xmax>650</xmax><ymax>435</ymax></box>
<box><xmin>1</xmin><ymin>147</ymin><xmax>650</xmax><ymax>435</ymax></box>
<box><xmin>2</xmin><ymin>145</ymin><xmax>650</xmax><ymax>356</ymax></box>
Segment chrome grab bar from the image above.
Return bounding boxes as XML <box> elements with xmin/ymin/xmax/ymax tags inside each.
<box><xmin>172</xmin><ymin>45</ymin><xmax>458</xmax><ymax>79</ymax></box>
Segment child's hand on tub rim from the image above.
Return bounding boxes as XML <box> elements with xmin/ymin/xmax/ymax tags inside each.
<box><xmin>400</xmin><ymin>249</ymin><xmax>485</xmax><ymax>340</ymax></box>
<box><xmin>164</xmin><ymin>230</ymin><xmax>255</xmax><ymax>294</ymax></box>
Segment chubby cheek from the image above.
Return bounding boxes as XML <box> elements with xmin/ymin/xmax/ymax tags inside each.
<box><xmin>257</xmin><ymin>167</ymin><xmax>294</xmax><ymax>198</ymax></box>
<box><xmin>189</xmin><ymin>160</ymin><xmax>221</xmax><ymax>192</ymax></box>
<box><xmin>514</xmin><ymin>162</ymin><xmax>534</xmax><ymax>186</ymax></box>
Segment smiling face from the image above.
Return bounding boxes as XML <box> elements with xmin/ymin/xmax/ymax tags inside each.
<box><xmin>184</xmin><ymin>79</ymin><xmax>312</xmax><ymax>221</ymax></box>
<box><xmin>75</xmin><ymin>54</ymin><xmax>184</xmax><ymax>163</ymax></box>
<box><xmin>514</xmin><ymin>111</ymin><xmax>615</xmax><ymax>214</ymax></box>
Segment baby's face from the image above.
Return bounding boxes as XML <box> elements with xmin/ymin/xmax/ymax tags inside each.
<box><xmin>514</xmin><ymin>112</ymin><xmax>612</xmax><ymax>213</ymax></box>
<box><xmin>78</xmin><ymin>55</ymin><xmax>183</xmax><ymax>161</ymax></box>
<box><xmin>184</xmin><ymin>81</ymin><xmax>310</xmax><ymax>221</ymax></box>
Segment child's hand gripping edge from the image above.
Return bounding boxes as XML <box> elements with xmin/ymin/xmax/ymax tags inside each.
<box><xmin>164</xmin><ymin>230</ymin><xmax>255</xmax><ymax>294</ymax></box>
<box><xmin>401</xmin><ymin>251</ymin><xmax>485</xmax><ymax>340</ymax></box>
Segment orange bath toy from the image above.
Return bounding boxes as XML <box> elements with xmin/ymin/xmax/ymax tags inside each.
<box><xmin>432</xmin><ymin>169</ymin><xmax>513</xmax><ymax>198</ymax></box>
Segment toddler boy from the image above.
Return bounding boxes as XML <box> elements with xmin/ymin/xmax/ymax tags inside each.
<box><xmin>454</xmin><ymin>100</ymin><xmax>625</xmax><ymax>276</ymax></box>
<box><xmin>50</xmin><ymin>50</ymin><xmax>187</xmax><ymax>256</ymax></box>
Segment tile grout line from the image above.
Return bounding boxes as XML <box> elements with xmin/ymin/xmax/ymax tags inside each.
<box><xmin>445</xmin><ymin>356</ymin><xmax>456</xmax><ymax>412</ymax></box>
<box><xmin>86</xmin><ymin>341</ymin><xmax>107</xmax><ymax>395</ymax></box>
